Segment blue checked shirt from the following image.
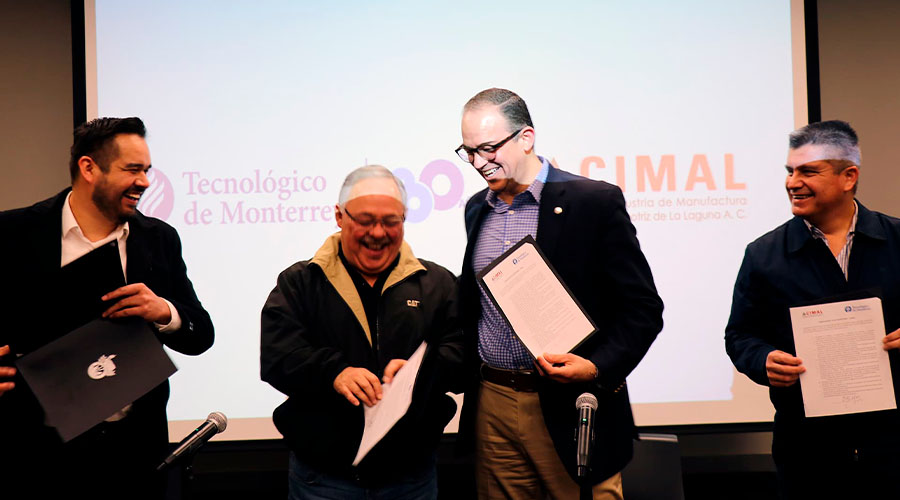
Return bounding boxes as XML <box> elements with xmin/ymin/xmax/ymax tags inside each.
<box><xmin>473</xmin><ymin>158</ymin><xmax>550</xmax><ymax>369</ymax></box>
<box><xmin>804</xmin><ymin>200</ymin><xmax>858</xmax><ymax>280</ymax></box>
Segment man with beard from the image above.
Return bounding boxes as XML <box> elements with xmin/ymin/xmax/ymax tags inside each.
<box><xmin>0</xmin><ymin>117</ymin><xmax>214</xmax><ymax>498</ymax></box>
<box><xmin>455</xmin><ymin>88</ymin><xmax>663</xmax><ymax>499</ymax></box>
<box><xmin>261</xmin><ymin>165</ymin><xmax>464</xmax><ymax>499</ymax></box>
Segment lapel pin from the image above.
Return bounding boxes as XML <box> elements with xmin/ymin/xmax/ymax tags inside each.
<box><xmin>553</xmin><ymin>206</ymin><xmax>563</xmax><ymax>214</ymax></box>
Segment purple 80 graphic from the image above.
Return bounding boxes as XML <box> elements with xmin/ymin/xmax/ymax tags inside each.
<box><xmin>393</xmin><ymin>160</ymin><xmax>464</xmax><ymax>223</ymax></box>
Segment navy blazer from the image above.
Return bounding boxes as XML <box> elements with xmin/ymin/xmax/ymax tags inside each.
<box><xmin>726</xmin><ymin>201</ymin><xmax>900</xmax><ymax>450</ymax></box>
<box><xmin>458</xmin><ymin>166</ymin><xmax>664</xmax><ymax>483</ymax></box>
<box><xmin>0</xmin><ymin>188</ymin><xmax>214</xmax><ymax>467</ymax></box>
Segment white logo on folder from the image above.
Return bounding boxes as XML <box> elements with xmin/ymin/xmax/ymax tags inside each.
<box><xmin>87</xmin><ymin>354</ymin><xmax>117</xmax><ymax>380</ymax></box>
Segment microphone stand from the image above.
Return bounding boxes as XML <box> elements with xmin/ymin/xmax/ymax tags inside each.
<box><xmin>159</xmin><ymin>442</ymin><xmax>202</xmax><ymax>500</ymax></box>
<box><xmin>158</xmin><ymin>412</ymin><xmax>227</xmax><ymax>499</ymax></box>
<box><xmin>579</xmin><ymin>475</ymin><xmax>592</xmax><ymax>500</ymax></box>
<box><xmin>178</xmin><ymin>454</ymin><xmax>197</xmax><ymax>500</ymax></box>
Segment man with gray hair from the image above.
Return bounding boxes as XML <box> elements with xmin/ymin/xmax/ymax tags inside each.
<box><xmin>261</xmin><ymin>165</ymin><xmax>464</xmax><ymax>499</ymax></box>
<box><xmin>726</xmin><ymin>120</ymin><xmax>900</xmax><ymax>498</ymax></box>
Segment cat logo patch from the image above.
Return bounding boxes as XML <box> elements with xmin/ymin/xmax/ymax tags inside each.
<box><xmin>406</xmin><ymin>299</ymin><xmax>420</xmax><ymax>308</ymax></box>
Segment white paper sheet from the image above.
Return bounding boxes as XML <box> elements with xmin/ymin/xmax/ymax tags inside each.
<box><xmin>791</xmin><ymin>297</ymin><xmax>896</xmax><ymax>418</ymax></box>
<box><xmin>353</xmin><ymin>341</ymin><xmax>427</xmax><ymax>466</ymax></box>
<box><xmin>479</xmin><ymin>238</ymin><xmax>595</xmax><ymax>358</ymax></box>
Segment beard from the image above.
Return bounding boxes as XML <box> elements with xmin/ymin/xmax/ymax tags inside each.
<box><xmin>92</xmin><ymin>177</ymin><xmax>142</xmax><ymax>224</ymax></box>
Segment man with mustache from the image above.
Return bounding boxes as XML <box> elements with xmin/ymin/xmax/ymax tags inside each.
<box><xmin>726</xmin><ymin>120</ymin><xmax>900</xmax><ymax>499</ymax></box>
<box><xmin>455</xmin><ymin>88</ymin><xmax>664</xmax><ymax>499</ymax></box>
<box><xmin>0</xmin><ymin>117</ymin><xmax>214</xmax><ymax>498</ymax></box>
<box><xmin>261</xmin><ymin>165</ymin><xmax>464</xmax><ymax>499</ymax></box>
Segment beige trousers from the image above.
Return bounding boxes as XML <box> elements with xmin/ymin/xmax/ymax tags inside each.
<box><xmin>476</xmin><ymin>380</ymin><xmax>624</xmax><ymax>500</ymax></box>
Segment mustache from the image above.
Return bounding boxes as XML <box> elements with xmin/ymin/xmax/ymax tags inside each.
<box><xmin>361</xmin><ymin>234</ymin><xmax>392</xmax><ymax>247</ymax></box>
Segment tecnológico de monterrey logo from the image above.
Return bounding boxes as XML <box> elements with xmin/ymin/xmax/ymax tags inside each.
<box><xmin>137</xmin><ymin>168</ymin><xmax>175</xmax><ymax>221</ymax></box>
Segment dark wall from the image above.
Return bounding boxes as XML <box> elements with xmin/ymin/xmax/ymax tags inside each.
<box><xmin>0</xmin><ymin>0</ymin><xmax>72</xmax><ymax>210</ymax></box>
<box><xmin>818</xmin><ymin>0</ymin><xmax>900</xmax><ymax>215</ymax></box>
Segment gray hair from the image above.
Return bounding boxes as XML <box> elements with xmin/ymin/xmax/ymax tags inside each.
<box><xmin>464</xmin><ymin>88</ymin><xmax>534</xmax><ymax>133</ymax></box>
<box><xmin>789</xmin><ymin>120</ymin><xmax>861</xmax><ymax>165</ymax></box>
<box><xmin>337</xmin><ymin>165</ymin><xmax>407</xmax><ymax>209</ymax></box>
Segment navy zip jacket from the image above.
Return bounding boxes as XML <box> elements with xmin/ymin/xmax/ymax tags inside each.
<box><xmin>260</xmin><ymin>233</ymin><xmax>464</xmax><ymax>486</ymax></box>
<box><xmin>726</xmin><ymin>201</ymin><xmax>900</xmax><ymax>453</ymax></box>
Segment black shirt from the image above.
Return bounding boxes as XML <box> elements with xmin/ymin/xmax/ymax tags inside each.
<box><xmin>338</xmin><ymin>244</ymin><xmax>400</xmax><ymax>354</ymax></box>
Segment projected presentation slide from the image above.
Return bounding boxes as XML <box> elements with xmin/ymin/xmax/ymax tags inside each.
<box><xmin>90</xmin><ymin>0</ymin><xmax>801</xmax><ymax>435</ymax></box>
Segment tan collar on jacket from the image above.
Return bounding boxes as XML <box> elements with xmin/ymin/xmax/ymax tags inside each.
<box><xmin>310</xmin><ymin>232</ymin><xmax>425</xmax><ymax>346</ymax></box>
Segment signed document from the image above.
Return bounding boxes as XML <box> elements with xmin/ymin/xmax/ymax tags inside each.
<box><xmin>476</xmin><ymin>236</ymin><xmax>596</xmax><ymax>359</ymax></box>
<box><xmin>353</xmin><ymin>341</ymin><xmax>427</xmax><ymax>466</ymax></box>
<box><xmin>791</xmin><ymin>297</ymin><xmax>896</xmax><ymax>418</ymax></box>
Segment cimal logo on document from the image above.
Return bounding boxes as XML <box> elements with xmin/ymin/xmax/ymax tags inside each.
<box><xmin>137</xmin><ymin>168</ymin><xmax>175</xmax><ymax>221</ymax></box>
<box><xmin>87</xmin><ymin>354</ymin><xmax>118</xmax><ymax>380</ymax></box>
<box><xmin>801</xmin><ymin>309</ymin><xmax>823</xmax><ymax>318</ymax></box>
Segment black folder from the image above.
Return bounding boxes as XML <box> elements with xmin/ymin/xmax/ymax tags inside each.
<box><xmin>13</xmin><ymin>241</ymin><xmax>177</xmax><ymax>441</ymax></box>
<box><xmin>16</xmin><ymin>317</ymin><xmax>177</xmax><ymax>442</ymax></box>
<box><xmin>55</xmin><ymin>240</ymin><xmax>127</xmax><ymax>337</ymax></box>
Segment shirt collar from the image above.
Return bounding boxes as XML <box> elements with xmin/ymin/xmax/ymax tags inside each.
<box><xmin>803</xmin><ymin>200</ymin><xmax>858</xmax><ymax>241</ymax></box>
<box><xmin>62</xmin><ymin>191</ymin><xmax>130</xmax><ymax>242</ymax></box>
<box><xmin>484</xmin><ymin>156</ymin><xmax>551</xmax><ymax>207</ymax></box>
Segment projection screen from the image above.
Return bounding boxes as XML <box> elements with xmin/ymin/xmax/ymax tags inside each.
<box><xmin>83</xmin><ymin>0</ymin><xmax>809</xmax><ymax>440</ymax></box>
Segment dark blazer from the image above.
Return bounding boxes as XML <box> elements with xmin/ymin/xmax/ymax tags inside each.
<box><xmin>0</xmin><ymin>188</ymin><xmax>214</xmax><ymax>489</ymax></box>
<box><xmin>726</xmin><ymin>201</ymin><xmax>900</xmax><ymax>461</ymax></box>
<box><xmin>458</xmin><ymin>166</ymin><xmax>664</xmax><ymax>483</ymax></box>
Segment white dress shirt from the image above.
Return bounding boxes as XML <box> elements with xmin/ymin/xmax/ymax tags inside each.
<box><xmin>61</xmin><ymin>192</ymin><xmax>180</xmax><ymax>421</ymax></box>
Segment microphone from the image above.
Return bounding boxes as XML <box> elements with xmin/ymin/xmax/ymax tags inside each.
<box><xmin>575</xmin><ymin>393</ymin><xmax>598</xmax><ymax>479</ymax></box>
<box><xmin>157</xmin><ymin>411</ymin><xmax>227</xmax><ymax>471</ymax></box>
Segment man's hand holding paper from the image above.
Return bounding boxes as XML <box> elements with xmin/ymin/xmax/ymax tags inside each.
<box><xmin>101</xmin><ymin>283</ymin><xmax>172</xmax><ymax>324</ymax></box>
<box><xmin>883</xmin><ymin>327</ymin><xmax>900</xmax><ymax>351</ymax></box>
<box><xmin>382</xmin><ymin>359</ymin><xmax>408</xmax><ymax>383</ymax></box>
<box><xmin>0</xmin><ymin>345</ymin><xmax>15</xmax><ymax>396</ymax></box>
<box><xmin>334</xmin><ymin>367</ymin><xmax>384</xmax><ymax>407</ymax></box>
<box><xmin>353</xmin><ymin>342</ymin><xmax>427</xmax><ymax>466</ymax></box>
<box><xmin>766</xmin><ymin>350</ymin><xmax>806</xmax><ymax>388</ymax></box>
<box><xmin>535</xmin><ymin>352</ymin><xmax>598</xmax><ymax>383</ymax></box>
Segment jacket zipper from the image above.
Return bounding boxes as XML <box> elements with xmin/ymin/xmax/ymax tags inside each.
<box><xmin>375</xmin><ymin>269</ymin><xmax>423</xmax><ymax>375</ymax></box>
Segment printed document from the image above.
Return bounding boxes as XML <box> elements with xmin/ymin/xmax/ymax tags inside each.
<box><xmin>791</xmin><ymin>297</ymin><xmax>896</xmax><ymax>417</ymax></box>
<box><xmin>353</xmin><ymin>341</ymin><xmax>427</xmax><ymax>466</ymax></box>
<box><xmin>477</xmin><ymin>236</ymin><xmax>595</xmax><ymax>359</ymax></box>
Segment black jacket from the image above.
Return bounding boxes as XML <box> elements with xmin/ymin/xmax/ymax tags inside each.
<box><xmin>260</xmin><ymin>233</ymin><xmax>464</xmax><ymax>486</ymax></box>
<box><xmin>0</xmin><ymin>188</ymin><xmax>214</xmax><ymax>485</ymax></box>
<box><xmin>726</xmin><ymin>201</ymin><xmax>900</xmax><ymax>457</ymax></box>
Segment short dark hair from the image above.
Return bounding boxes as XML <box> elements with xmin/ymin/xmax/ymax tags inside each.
<box><xmin>464</xmin><ymin>88</ymin><xmax>534</xmax><ymax>133</ymax></box>
<box><xmin>69</xmin><ymin>117</ymin><xmax>146</xmax><ymax>181</ymax></box>
<box><xmin>789</xmin><ymin>120</ymin><xmax>860</xmax><ymax>165</ymax></box>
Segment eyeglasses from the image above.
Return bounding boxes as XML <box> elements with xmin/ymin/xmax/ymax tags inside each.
<box><xmin>343</xmin><ymin>208</ymin><xmax>405</xmax><ymax>230</ymax></box>
<box><xmin>455</xmin><ymin>128</ymin><xmax>523</xmax><ymax>164</ymax></box>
